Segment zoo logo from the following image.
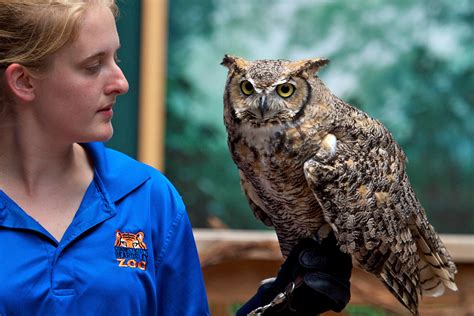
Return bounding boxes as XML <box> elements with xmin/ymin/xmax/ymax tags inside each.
<box><xmin>114</xmin><ymin>230</ymin><xmax>149</xmax><ymax>271</ymax></box>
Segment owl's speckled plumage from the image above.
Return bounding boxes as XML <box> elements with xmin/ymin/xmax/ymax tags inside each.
<box><xmin>221</xmin><ymin>55</ymin><xmax>457</xmax><ymax>315</ymax></box>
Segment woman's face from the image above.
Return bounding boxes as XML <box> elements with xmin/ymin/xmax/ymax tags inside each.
<box><xmin>30</xmin><ymin>5</ymin><xmax>129</xmax><ymax>144</ymax></box>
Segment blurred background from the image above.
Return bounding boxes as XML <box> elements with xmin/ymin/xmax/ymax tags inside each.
<box><xmin>112</xmin><ymin>0</ymin><xmax>473</xmax><ymax>234</ymax></box>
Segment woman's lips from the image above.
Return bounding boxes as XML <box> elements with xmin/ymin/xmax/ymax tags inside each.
<box><xmin>98</xmin><ymin>106</ymin><xmax>113</xmax><ymax>118</ymax></box>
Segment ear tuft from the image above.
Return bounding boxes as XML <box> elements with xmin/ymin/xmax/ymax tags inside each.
<box><xmin>220</xmin><ymin>54</ymin><xmax>236</xmax><ymax>68</ymax></box>
<box><xmin>221</xmin><ymin>54</ymin><xmax>249</xmax><ymax>73</ymax></box>
<box><xmin>287</xmin><ymin>57</ymin><xmax>330</xmax><ymax>77</ymax></box>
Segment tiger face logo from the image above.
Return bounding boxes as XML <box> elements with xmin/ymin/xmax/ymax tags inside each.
<box><xmin>114</xmin><ymin>230</ymin><xmax>149</xmax><ymax>270</ymax></box>
<box><xmin>115</xmin><ymin>230</ymin><xmax>147</xmax><ymax>249</ymax></box>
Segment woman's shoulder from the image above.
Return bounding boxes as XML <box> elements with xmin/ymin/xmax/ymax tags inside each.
<box><xmin>84</xmin><ymin>142</ymin><xmax>181</xmax><ymax>204</ymax></box>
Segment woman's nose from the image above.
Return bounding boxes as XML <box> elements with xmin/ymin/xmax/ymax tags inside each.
<box><xmin>106</xmin><ymin>63</ymin><xmax>129</xmax><ymax>96</ymax></box>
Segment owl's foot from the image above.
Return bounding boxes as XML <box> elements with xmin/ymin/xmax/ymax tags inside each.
<box><xmin>316</xmin><ymin>224</ymin><xmax>333</xmax><ymax>240</ymax></box>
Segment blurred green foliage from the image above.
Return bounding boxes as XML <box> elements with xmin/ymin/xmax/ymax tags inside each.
<box><xmin>166</xmin><ymin>0</ymin><xmax>474</xmax><ymax>233</ymax></box>
<box><xmin>344</xmin><ymin>304</ymin><xmax>393</xmax><ymax>316</ymax></box>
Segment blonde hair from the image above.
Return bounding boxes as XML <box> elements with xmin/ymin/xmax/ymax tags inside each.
<box><xmin>0</xmin><ymin>0</ymin><xmax>118</xmax><ymax>113</ymax></box>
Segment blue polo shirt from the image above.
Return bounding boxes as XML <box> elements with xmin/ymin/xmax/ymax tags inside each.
<box><xmin>0</xmin><ymin>143</ymin><xmax>210</xmax><ymax>316</ymax></box>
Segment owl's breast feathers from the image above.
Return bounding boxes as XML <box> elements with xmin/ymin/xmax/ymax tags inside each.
<box><xmin>226</xmin><ymin>117</ymin><xmax>331</xmax><ymax>255</ymax></box>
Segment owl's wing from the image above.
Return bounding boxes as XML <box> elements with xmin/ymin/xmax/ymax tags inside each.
<box><xmin>408</xmin><ymin>201</ymin><xmax>458</xmax><ymax>294</ymax></box>
<box><xmin>239</xmin><ymin>170</ymin><xmax>274</xmax><ymax>227</ymax></box>
<box><xmin>303</xmin><ymin>140</ymin><xmax>421</xmax><ymax>315</ymax></box>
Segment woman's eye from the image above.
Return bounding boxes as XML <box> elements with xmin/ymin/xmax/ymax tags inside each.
<box><xmin>240</xmin><ymin>80</ymin><xmax>254</xmax><ymax>96</ymax></box>
<box><xmin>85</xmin><ymin>63</ymin><xmax>101</xmax><ymax>74</ymax></box>
<box><xmin>276</xmin><ymin>83</ymin><xmax>295</xmax><ymax>98</ymax></box>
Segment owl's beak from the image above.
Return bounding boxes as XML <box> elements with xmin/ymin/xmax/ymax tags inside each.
<box><xmin>259</xmin><ymin>96</ymin><xmax>268</xmax><ymax>117</ymax></box>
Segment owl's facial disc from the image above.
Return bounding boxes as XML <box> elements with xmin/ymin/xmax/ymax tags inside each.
<box><xmin>233</xmin><ymin>77</ymin><xmax>303</xmax><ymax>126</ymax></box>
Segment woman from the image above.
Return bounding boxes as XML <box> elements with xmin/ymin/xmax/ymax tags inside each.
<box><xmin>0</xmin><ymin>1</ymin><xmax>209</xmax><ymax>315</ymax></box>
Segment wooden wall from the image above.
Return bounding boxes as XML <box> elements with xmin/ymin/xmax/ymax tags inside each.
<box><xmin>194</xmin><ymin>230</ymin><xmax>474</xmax><ymax>316</ymax></box>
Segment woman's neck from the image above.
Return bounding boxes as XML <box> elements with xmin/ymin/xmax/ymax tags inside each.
<box><xmin>0</xmin><ymin>118</ymin><xmax>93</xmax><ymax>196</ymax></box>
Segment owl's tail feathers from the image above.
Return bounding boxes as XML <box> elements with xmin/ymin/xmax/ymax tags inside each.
<box><xmin>416</xmin><ymin>233</ymin><xmax>458</xmax><ymax>297</ymax></box>
<box><xmin>379</xmin><ymin>264</ymin><xmax>420</xmax><ymax>316</ymax></box>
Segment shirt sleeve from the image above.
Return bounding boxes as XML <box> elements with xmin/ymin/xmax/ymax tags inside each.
<box><xmin>154</xmin><ymin>207</ymin><xmax>210</xmax><ymax>316</ymax></box>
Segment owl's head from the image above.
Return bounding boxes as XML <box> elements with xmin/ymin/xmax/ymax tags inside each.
<box><xmin>221</xmin><ymin>55</ymin><xmax>329</xmax><ymax>126</ymax></box>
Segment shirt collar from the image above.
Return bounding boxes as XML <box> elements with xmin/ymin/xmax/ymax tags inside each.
<box><xmin>83</xmin><ymin>142</ymin><xmax>151</xmax><ymax>202</ymax></box>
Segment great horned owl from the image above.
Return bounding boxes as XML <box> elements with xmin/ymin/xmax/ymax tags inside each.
<box><xmin>221</xmin><ymin>55</ymin><xmax>457</xmax><ymax>315</ymax></box>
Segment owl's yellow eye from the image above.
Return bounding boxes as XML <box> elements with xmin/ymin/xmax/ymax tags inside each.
<box><xmin>276</xmin><ymin>83</ymin><xmax>295</xmax><ymax>98</ymax></box>
<box><xmin>240</xmin><ymin>80</ymin><xmax>254</xmax><ymax>96</ymax></box>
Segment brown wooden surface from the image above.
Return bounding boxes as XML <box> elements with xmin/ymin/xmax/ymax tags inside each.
<box><xmin>194</xmin><ymin>229</ymin><xmax>474</xmax><ymax>316</ymax></box>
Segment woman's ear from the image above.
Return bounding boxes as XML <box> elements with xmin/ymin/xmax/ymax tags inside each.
<box><xmin>4</xmin><ymin>63</ymin><xmax>36</xmax><ymax>102</ymax></box>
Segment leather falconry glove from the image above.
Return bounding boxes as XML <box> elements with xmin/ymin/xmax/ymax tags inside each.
<box><xmin>236</xmin><ymin>231</ymin><xmax>352</xmax><ymax>316</ymax></box>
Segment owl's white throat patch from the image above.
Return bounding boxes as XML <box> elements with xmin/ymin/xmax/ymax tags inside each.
<box><xmin>241</xmin><ymin>123</ymin><xmax>282</xmax><ymax>151</ymax></box>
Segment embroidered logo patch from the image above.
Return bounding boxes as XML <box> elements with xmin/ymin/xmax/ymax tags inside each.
<box><xmin>114</xmin><ymin>230</ymin><xmax>149</xmax><ymax>270</ymax></box>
